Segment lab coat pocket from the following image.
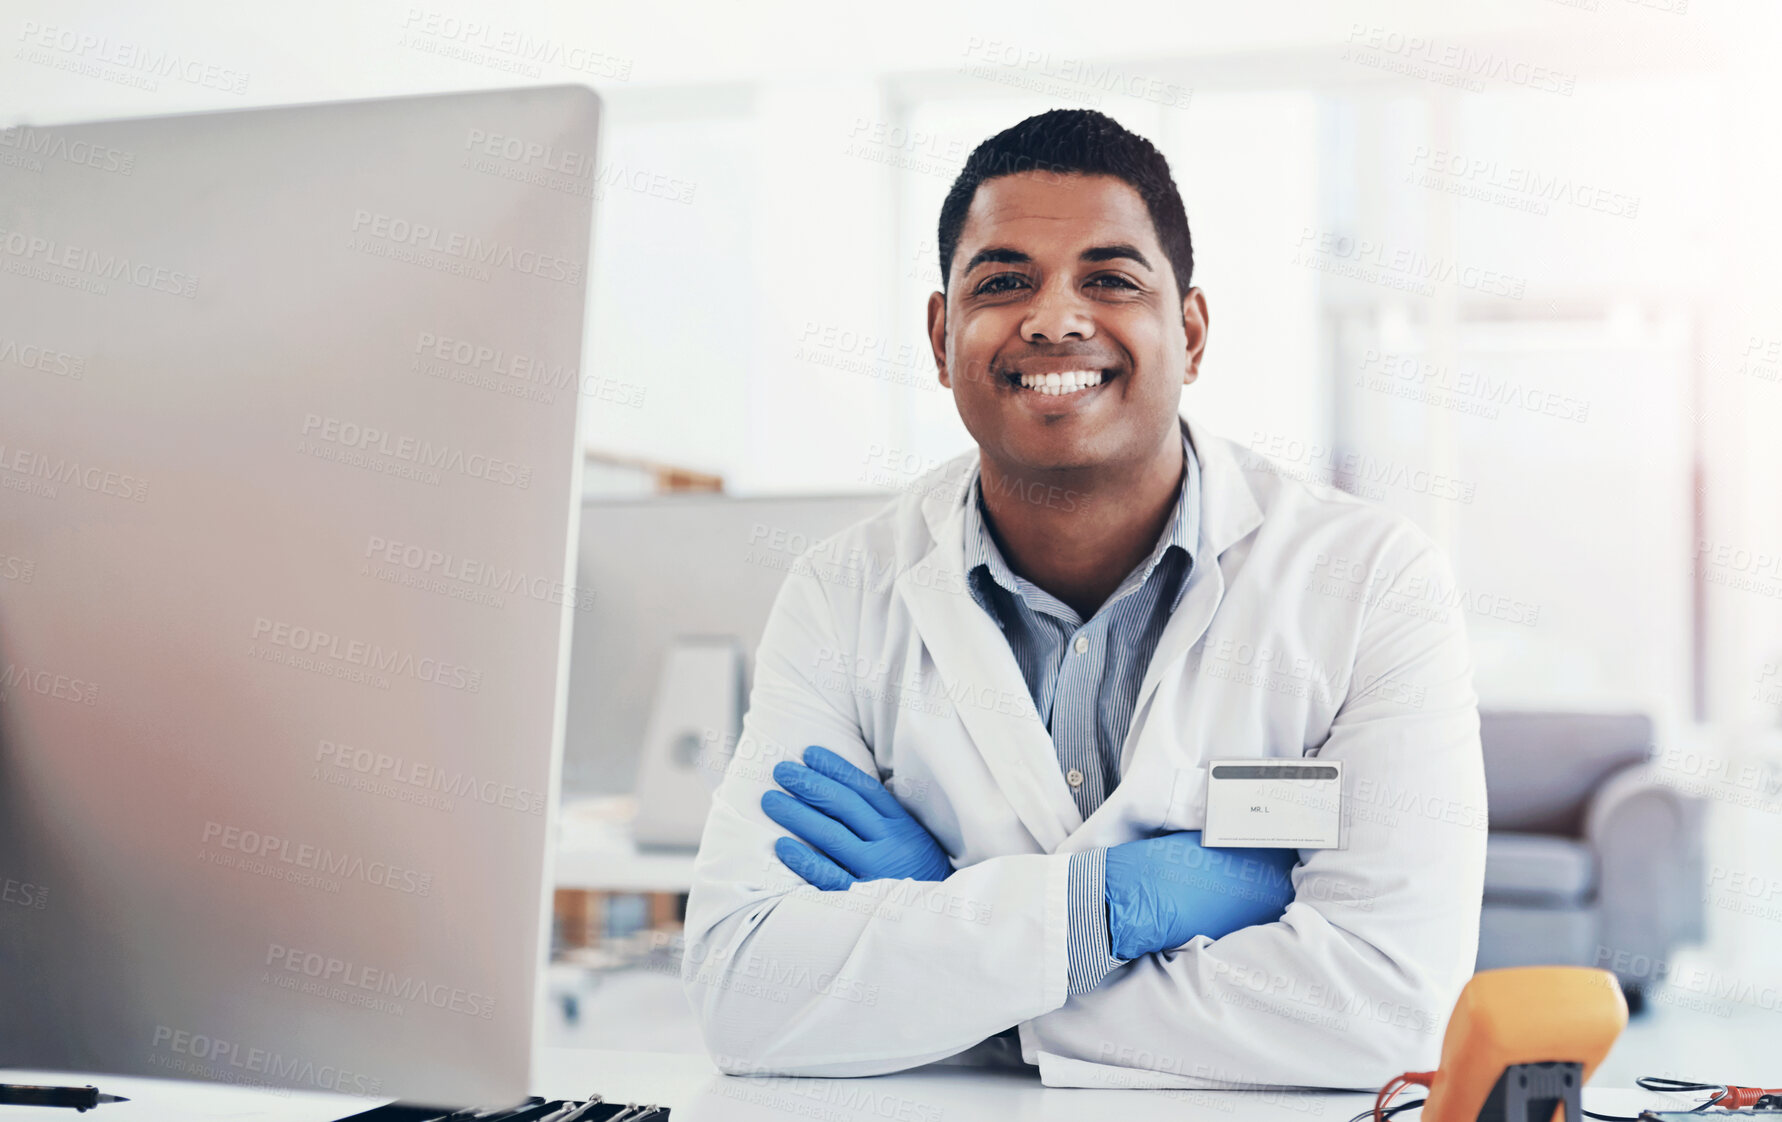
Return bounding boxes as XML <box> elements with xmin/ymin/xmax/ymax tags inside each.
<box><xmin>1157</xmin><ymin>765</ymin><xmax>1208</xmax><ymax>834</ymax></box>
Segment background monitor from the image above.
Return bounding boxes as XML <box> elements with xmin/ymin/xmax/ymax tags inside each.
<box><xmin>563</xmin><ymin>492</ymin><xmax>896</xmax><ymax>804</ymax></box>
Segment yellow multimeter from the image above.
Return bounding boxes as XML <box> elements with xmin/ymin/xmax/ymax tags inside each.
<box><xmin>1378</xmin><ymin>967</ymin><xmax>1628</xmax><ymax>1122</ymax></box>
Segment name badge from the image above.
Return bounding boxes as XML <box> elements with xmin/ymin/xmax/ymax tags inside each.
<box><xmin>1202</xmin><ymin>759</ymin><xmax>1344</xmax><ymax>849</ymax></box>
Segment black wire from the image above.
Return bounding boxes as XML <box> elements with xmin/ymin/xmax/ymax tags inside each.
<box><xmin>1587</xmin><ymin>1074</ymin><xmax>1746</xmax><ymax>1120</ymax></box>
<box><xmin>1637</xmin><ymin>1079</ymin><xmax>1723</xmax><ymax>1095</ymax></box>
<box><xmin>1343</xmin><ymin>1098</ymin><xmax>1427</xmax><ymax>1122</ymax></box>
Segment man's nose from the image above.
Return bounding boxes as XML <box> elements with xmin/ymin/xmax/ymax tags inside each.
<box><xmin>1020</xmin><ymin>278</ymin><xmax>1095</xmax><ymax>343</ymax></box>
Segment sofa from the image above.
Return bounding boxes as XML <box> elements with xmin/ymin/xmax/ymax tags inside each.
<box><xmin>1475</xmin><ymin>711</ymin><xmax>1706</xmax><ymax>1010</ymax></box>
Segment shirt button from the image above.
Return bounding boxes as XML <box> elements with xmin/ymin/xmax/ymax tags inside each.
<box><xmin>1073</xmin><ymin>635</ymin><xmax>1089</xmax><ymax>655</ymax></box>
<box><xmin>1066</xmin><ymin>768</ymin><xmax>1084</xmax><ymax>788</ymax></box>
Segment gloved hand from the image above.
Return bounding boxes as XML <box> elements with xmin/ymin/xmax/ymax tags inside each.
<box><xmin>762</xmin><ymin>745</ymin><xmax>952</xmax><ymax>890</ymax></box>
<box><xmin>1104</xmin><ymin>830</ymin><xmax>1298</xmax><ymax>960</ymax></box>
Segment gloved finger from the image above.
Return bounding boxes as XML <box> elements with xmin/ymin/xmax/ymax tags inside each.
<box><xmin>800</xmin><ymin>745</ymin><xmax>905</xmax><ymax>819</ymax></box>
<box><xmin>760</xmin><ymin>789</ymin><xmax>864</xmax><ymax>867</ymax></box>
<box><xmin>773</xmin><ymin>760</ymin><xmax>886</xmax><ymax>841</ymax></box>
<box><xmin>774</xmin><ymin>837</ymin><xmax>857</xmax><ymax>891</ymax></box>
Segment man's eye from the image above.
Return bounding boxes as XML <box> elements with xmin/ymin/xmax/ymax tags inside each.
<box><xmin>973</xmin><ymin>274</ymin><xmax>1029</xmax><ymax>295</ymax></box>
<box><xmin>1088</xmin><ymin>274</ymin><xmax>1139</xmax><ymax>290</ymax></box>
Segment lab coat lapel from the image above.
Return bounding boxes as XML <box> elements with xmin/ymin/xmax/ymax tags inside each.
<box><xmin>1057</xmin><ymin>423</ymin><xmax>1264</xmax><ymax>848</ymax></box>
<box><xmin>896</xmin><ymin>471</ymin><xmax>1084</xmax><ymax>854</ymax></box>
<box><xmin>1128</xmin><ymin>421</ymin><xmax>1265</xmax><ymax>726</ymax></box>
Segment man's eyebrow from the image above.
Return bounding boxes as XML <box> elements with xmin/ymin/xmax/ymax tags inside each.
<box><xmin>1080</xmin><ymin>243</ymin><xmax>1154</xmax><ymax>270</ymax></box>
<box><xmin>960</xmin><ymin>246</ymin><xmax>1030</xmax><ymax>276</ymax></box>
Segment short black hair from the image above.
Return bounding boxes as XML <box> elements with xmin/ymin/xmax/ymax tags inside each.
<box><xmin>937</xmin><ymin>109</ymin><xmax>1194</xmax><ymax>301</ymax></box>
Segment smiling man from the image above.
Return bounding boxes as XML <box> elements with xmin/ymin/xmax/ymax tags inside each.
<box><xmin>682</xmin><ymin>110</ymin><xmax>1487</xmax><ymax>1089</ymax></box>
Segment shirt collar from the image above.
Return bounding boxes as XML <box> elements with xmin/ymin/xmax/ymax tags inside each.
<box><xmin>964</xmin><ymin>422</ymin><xmax>1201</xmax><ymax>616</ymax></box>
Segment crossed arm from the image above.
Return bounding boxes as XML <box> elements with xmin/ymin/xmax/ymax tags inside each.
<box><xmin>680</xmin><ymin>546</ymin><xmax>1486</xmax><ymax>1086</ymax></box>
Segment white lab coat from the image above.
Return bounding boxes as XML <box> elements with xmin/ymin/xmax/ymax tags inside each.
<box><xmin>681</xmin><ymin>417</ymin><xmax>1487</xmax><ymax>1089</ymax></box>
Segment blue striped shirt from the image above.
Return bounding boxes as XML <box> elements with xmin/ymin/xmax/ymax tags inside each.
<box><xmin>963</xmin><ymin>426</ymin><xmax>1200</xmax><ymax>996</ymax></box>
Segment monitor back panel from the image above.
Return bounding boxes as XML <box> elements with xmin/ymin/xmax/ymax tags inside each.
<box><xmin>0</xmin><ymin>85</ymin><xmax>599</xmax><ymax>1104</ymax></box>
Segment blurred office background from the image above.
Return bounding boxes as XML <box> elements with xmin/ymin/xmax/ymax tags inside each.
<box><xmin>11</xmin><ymin>0</ymin><xmax>1781</xmax><ymax>1080</ymax></box>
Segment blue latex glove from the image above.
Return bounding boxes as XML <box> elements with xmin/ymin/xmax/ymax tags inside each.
<box><xmin>761</xmin><ymin>745</ymin><xmax>952</xmax><ymax>890</ymax></box>
<box><xmin>1104</xmin><ymin>830</ymin><xmax>1298</xmax><ymax>960</ymax></box>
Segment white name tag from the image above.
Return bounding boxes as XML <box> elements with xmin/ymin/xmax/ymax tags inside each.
<box><xmin>1202</xmin><ymin>759</ymin><xmax>1344</xmax><ymax>849</ymax></box>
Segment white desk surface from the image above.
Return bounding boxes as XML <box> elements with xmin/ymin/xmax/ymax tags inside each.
<box><xmin>533</xmin><ymin>1050</ymin><xmax>1681</xmax><ymax>1122</ymax></box>
<box><xmin>2</xmin><ymin>1053</ymin><xmax>1690</xmax><ymax>1122</ymax></box>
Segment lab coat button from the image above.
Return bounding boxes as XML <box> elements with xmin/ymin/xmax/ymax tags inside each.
<box><xmin>1066</xmin><ymin>768</ymin><xmax>1084</xmax><ymax>788</ymax></box>
<box><xmin>1073</xmin><ymin>635</ymin><xmax>1089</xmax><ymax>654</ymax></box>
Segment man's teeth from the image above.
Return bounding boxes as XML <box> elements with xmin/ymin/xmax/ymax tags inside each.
<box><xmin>1017</xmin><ymin>370</ymin><xmax>1104</xmax><ymax>396</ymax></box>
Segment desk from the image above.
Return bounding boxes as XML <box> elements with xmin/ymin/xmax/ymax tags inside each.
<box><xmin>0</xmin><ymin>1054</ymin><xmax>1694</xmax><ymax>1122</ymax></box>
<box><xmin>532</xmin><ymin>1051</ymin><xmax>1686</xmax><ymax>1122</ymax></box>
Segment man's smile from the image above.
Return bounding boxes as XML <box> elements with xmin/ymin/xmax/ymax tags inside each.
<box><xmin>999</xmin><ymin>358</ymin><xmax>1123</xmax><ymax>400</ymax></box>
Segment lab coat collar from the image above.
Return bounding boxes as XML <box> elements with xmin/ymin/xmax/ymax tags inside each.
<box><xmin>915</xmin><ymin>415</ymin><xmax>1261</xmax><ymax>562</ymax></box>
<box><xmin>896</xmin><ymin>416</ymin><xmax>1264</xmax><ymax>853</ymax></box>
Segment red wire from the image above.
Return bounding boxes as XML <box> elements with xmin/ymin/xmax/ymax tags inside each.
<box><xmin>1375</xmin><ymin>1071</ymin><xmax>1436</xmax><ymax>1122</ymax></box>
<box><xmin>1711</xmin><ymin>1086</ymin><xmax>1779</xmax><ymax>1110</ymax></box>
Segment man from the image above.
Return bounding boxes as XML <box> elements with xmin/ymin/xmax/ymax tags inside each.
<box><xmin>681</xmin><ymin>109</ymin><xmax>1486</xmax><ymax>1089</ymax></box>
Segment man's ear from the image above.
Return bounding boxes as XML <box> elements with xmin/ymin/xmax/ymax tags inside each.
<box><xmin>1181</xmin><ymin>286</ymin><xmax>1210</xmax><ymax>387</ymax></box>
<box><xmin>926</xmin><ymin>290</ymin><xmax>950</xmax><ymax>388</ymax></box>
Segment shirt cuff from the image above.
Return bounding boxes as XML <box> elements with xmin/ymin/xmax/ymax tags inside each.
<box><xmin>1065</xmin><ymin>848</ymin><xmax>1126</xmax><ymax>996</ymax></box>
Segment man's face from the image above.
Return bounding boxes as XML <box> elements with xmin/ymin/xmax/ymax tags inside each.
<box><xmin>927</xmin><ymin>172</ymin><xmax>1208</xmax><ymax>476</ymax></box>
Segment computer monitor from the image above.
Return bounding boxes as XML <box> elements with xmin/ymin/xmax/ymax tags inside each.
<box><xmin>0</xmin><ymin>86</ymin><xmax>599</xmax><ymax>1105</ymax></box>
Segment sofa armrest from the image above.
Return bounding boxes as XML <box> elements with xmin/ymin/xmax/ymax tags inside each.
<box><xmin>1583</xmin><ymin>764</ymin><xmax>1707</xmax><ymax>984</ymax></box>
